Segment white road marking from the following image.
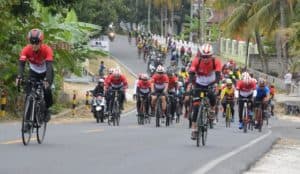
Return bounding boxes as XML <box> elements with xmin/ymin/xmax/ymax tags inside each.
<box><xmin>193</xmin><ymin>130</ymin><xmax>272</xmax><ymax>174</ymax></box>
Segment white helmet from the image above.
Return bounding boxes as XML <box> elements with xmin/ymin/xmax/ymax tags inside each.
<box><xmin>200</xmin><ymin>43</ymin><xmax>213</xmax><ymax>57</ymax></box>
<box><xmin>156</xmin><ymin>65</ymin><xmax>165</xmax><ymax>73</ymax></box>
<box><xmin>177</xmin><ymin>81</ymin><xmax>183</xmax><ymax>87</ymax></box>
<box><xmin>98</xmin><ymin>78</ymin><xmax>104</xmax><ymax>83</ymax></box>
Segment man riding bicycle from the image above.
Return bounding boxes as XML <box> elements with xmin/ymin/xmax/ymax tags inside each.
<box><xmin>254</xmin><ymin>78</ymin><xmax>270</xmax><ymax>129</ymax></box>
<box><xmin>151</xmin><ymin>65</ymin><xmax>169</xmax><ymax>118</ymax></box>
<box><xmin>221</xmin><ymin>79</ymin><xmax>235</xmax><ymax>121</ymax></box>
<box><xmin>16</xmin><ymin>29</ymin><xmax>54</xmax><ymax>122</ymax></box>
<box><xmin>167</xmin><ymin>69</ymin><xmax>178</xmax><ymax>120</ymax></box>
<box><xmin>236</xmin><ymin>72</ymin><xmax>256</xmax><ymax>129</ymax></box>
<box><xmin>104</xmin><ymin>69</ymin><xmax>128</xmax><ymax>112</ymax></box>
<box><xmin>136</xmin><ymin>74</ymin><xmax>151</xmax><ymax>116</ymax></box>
<box><xmin>188</xmin><ymin>43</ymin><xmax>222</xmax><ymax>140</ymax></box>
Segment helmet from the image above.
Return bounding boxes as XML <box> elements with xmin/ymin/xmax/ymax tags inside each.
<box><xmin>199</xmin><ymin>43</ymin><xmax>213</xmax><ymax>57</ymax></box>
<box><xmin>229</xmin><ymin>59</ymin><xmax>234</xmax><ymax>64</ymax></box>
<box><xmin>98</xmin><ymin>78</ymin><xmax>104</xmax><ymax>83</ymax></box>
<box><xmin>138</xmin><ymin>73</ymin><xmax>142</xmax><ymax>80</ymax></box>
<box><xmin>27</xmin><ymin>29</ymin><xmax>44</xmax><ymax>44</ymax></box>
<box><xmin>258</xmin><ymin>78</ymin><xmax>266</xmax><ymax>86</ymax></box>
<box><xmin>166</xmin><ymin>69</ymin><xmax>174</xmax><ymax>76</ymax></box>
<box><xmin>140</xmin><ymin>73</ymin><xmax>149</xmax><ymax>81</ymax></box>
<box><xmin>242</xmin><ymin>73</ymin><xmax>251</xmax><ymax>84</ymax></box>
<box><xmin>108</xmin><ymin>68</ymin><xmax>114</xmax><ymax>74</ymax></box>
<box><xmin>178</xmin><ymin>81</ymin><xmax>183</xmax><ymax>87</ymax></box>
<box><xmin>113</xmin><ymin>69</ymin><xmax>121</xmax><ymax>78</ymax></box>
<box><xmin>241</xmin><ymin>72</ymin><xmax>250</xmax><ymax>79</ymax></box>
<box><xmin>156</xmin><ymin>65</ymin><xmax>165</xmax><ymax>73</ymax></box>
<box><xmin>226</xmin><ymin>78</ymin><xmax>233</xmax><ymax>84</ymax></box>
<box><xmin>181</xmin><ymin>67</ymin><xmax>186</xmax><ymax>72</ymax></box>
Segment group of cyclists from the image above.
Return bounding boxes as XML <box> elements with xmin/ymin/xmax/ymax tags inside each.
<box><xmin>16</xmin><ymin>28</ymin><xmax>276</xmax><ymax>145</ymax></box>
<box><xmin>130</xmin><ymin>31</ymin><xmax>275</xmax><ymax>140</ymax></box>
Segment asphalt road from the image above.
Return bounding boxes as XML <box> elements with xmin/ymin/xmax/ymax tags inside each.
<box><xmin>0</xmin><ymin>35</ymin><xmax>298</xmax><ymax>174</ymax></box>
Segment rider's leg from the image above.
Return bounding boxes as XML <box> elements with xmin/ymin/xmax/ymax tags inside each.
<box><xmin>161</xmin><ymin>96</ymin><xmax>167</xmax><ymax>116</ymax></box>
<box><xmin>151</xmin><ymin>95</ymin><xmax>157</xmax><ymax>114</ymax></box>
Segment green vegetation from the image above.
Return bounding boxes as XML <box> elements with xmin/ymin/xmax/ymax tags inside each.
<box><xmin>0</xmin><ymin>0</ymin><xmax>105</xmax><ymax>116</ymax></box>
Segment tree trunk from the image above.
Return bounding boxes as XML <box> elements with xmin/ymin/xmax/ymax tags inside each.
<box><xmin>245</xmin><ymin>37</ymin><xmax>250</xmax><ymax>69</ymax></box>
<box><xmin>160</xmin><ymin>7</ymin><xmax>164</xmax><ymax>36</ymax></box>
<box><xmin>164</xmin><ymin>6</ymin><xmax>168</xmax><ymax>37</ymax></box>
<box><xmin>171</xmin><ymin>3</ymin><xmax>174</xmax><ymax>35</ymax></box>
<box><xmin>279</xmin><ymin>0</ymin><xmax>288</xmax><ymax>76</ymax></box>
<box><xmin>255</xmin><ymin>30</ymin><xmax>268</xmax><ymax>73</ymax></box>
<box><xmin>147</xmin><ymin>0</ymin><xmax>151</xmax><ymax>32</ymax></box>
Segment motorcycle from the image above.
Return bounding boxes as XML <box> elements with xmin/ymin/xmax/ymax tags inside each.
<box><xmin>91</xmin><ymin>94</ymin><xmax>106</xmax><ymax>123</ymax></box>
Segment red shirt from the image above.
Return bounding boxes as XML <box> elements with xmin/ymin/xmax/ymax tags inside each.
<box><xmin>137</xmin><ymin>80</ymin><xmax>151</xmax><ymax>89</ymax></box>
<box><xmin>189</xmin><ymin>57</ymin><xmax>222</xmax><ymax>76</ymax></box>
<box><xmin>20</xmin><ymin>44</ymin><xmax>53</xmax><ymax>64</ymax></box>
<box><xmin>151</xmin><ymin>74</ymin><xmax>169</xmax><ymax>90</ymax></box>
<box><xmin>105</xmin><ymin>74</ymin><xmax>128</xmax><ymax>89</ymax></box>
<box><xmin>168</xmin><ymin>76</ymin><xmax>178</xmax><ymax>90</ymax></box>
<box><xmin>236</xmin><ymin>80</ymin><xmax>256</xmax><ymax>92</ymax></box>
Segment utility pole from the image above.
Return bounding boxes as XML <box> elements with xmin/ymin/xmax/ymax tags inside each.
<box><xmin>200</xmin><ymin>0</ymin><xmax>206</xmax><ymax>44</ymax></box>
<box><xmin>189</xmin><ymin>0</ymin><xmax>193</xmax><ymax>42</ymax></box>
<box><xmin>198</xmin><ymin>0</ymin><xmax>201</xmax><ymax>44</ymax></box>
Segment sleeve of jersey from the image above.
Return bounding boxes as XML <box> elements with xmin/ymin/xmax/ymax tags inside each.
<box><xmin>122</xmin><ymin>76</ymin><xmax>128</xmax><ymax>88</ymax></box>
<box><xmin>189</xmin><ymin>57</ymin><xmax>198</xmax><ymax>72</ymax></box>
<box><xmin>19</xmin><ymin>47</ymin><xmax>28</xmax><ymax>61</ymax></box>
<box><xmin>45</xmin><ymin>45</ymin><xmax>54</xmax><ymax>61</ymax></box>
<box><xmin>236</xmin><ymin>81</ymin><xmax>241</xmax><ymax>90</ymax></box>
<box><xmin>215</xmin><ymin>59</ymin><xmax>222</xmax><ymax>72</ymax></box>
<box><xmin>164</xmin><ymin>75</ymin><xmax>169</xmax><ymax>83</ymax></box>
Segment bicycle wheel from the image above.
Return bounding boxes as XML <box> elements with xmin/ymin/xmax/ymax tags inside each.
<box><xmin>202</xmin><ymin>107</ymin><xmax>208</xmax><ymax>146</ymax></box>
<box><xmin>243</xmin><ymin>105</ymin><xmax>248</xmax><ymax>133</ymax></box>
<box><xmin>36</xmin><ymin>104</ymin><xmax>47</xmax><ymax>144</ymax></box>
<box><xmin>155</xmin><ymin>99</ymin><xmax>161</xmax><ymax>127</ymax></box>
<box><xmin>258</xmin><ymin>108</ymin><xmax>263</xmax><ymax>132</ymax></box>
<box><xmin>196</xmin><ymin>105</ymin><xmax>203</xmax><ymax>147</ymax></box>
<box><xmin>22</xmin><ymin>97</ymin><xmax>33</xmax><ymax>146</ymax></box>
<box><xmin>225</xmin><ymin>104</ymin><xmax>231</xmax><ymax>128</ymax></box>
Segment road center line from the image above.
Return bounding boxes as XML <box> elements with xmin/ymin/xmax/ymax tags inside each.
<box><xmin>83</xmin><ymin>128</ymin><xmax>104</xmax><ymax>133</ymax></box>
<box><xmin>1</xmin><ymin>138</ymin><xmax>37</xmax><ymax>145</ymax></box>
<box><xmin>193</xmin><ymin>130</ymin><xmax>272</xmax><ymax>174</ymax></box>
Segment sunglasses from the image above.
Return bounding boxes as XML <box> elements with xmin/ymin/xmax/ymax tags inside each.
<box><xmin>30</xmin><ymin>38</ymin><xmax>40</xmax><ymax>45</ymax></box>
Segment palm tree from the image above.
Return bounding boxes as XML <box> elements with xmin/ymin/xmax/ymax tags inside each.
<box><xmin>153</xmin><ymin>0</ymin><xmax>165</xmax><ymax>36</ymax></box>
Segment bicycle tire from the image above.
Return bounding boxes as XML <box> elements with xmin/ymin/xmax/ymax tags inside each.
<box><xmin>155</xmin><ymin>98</ymin><xmax>161</xmax><ymax>127</ymax></box>
<box><xmin>22</xmin><ymin>97</ymin><xmax>33</xmax><ymax>146</ymax></box>
<box><xmin>225</xmin><ymin>104</ymin><xmax>231</xmax><ymax>128</ymax></box>
<box><xmin>202</xmin><ymin>107</ymin><xmax>208</xmax><ymax>146</ymax></box>
<box><xmin>36</xmin><ymin>103</ymin><xmax>47</xmax><ymax>144</ymax></box>
<box><xmin>243</xmin><ymin>105</ymin><xmax>248</xmax><ymax>133</ymax></box>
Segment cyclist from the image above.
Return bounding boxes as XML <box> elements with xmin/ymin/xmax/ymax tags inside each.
<box><xmin>178</xmin><ymin>67</ymin><xmax>189</xmax><ymax>83</ymax></box>
<box><xmin>180</xmin><ymin>46</ymin><xmax>185</xmax><ymax>58</ymax></box>
<box><xmin>223</xmin><ymin>59</ymin><xmax>236</xmax><ymax>71</ymax></box>
<box><xmin>188</xmin><ymin>43</ymin><xmax>222</xmax><ymax>139</ymax></box>
<box><xmin>104</xmin><ymin>69</ymin><xmax>128</xmax><ymax>111</ymax></box>
<box><xmin>236</xmin><ymin>73</ymin><xmax>256</xmax><ymax>129</ymax></box>
<box><xmin>187</xmin><ymin>47</ymin><xmax>192</xmax><ymax>58</ymax></box>
<box><xmin>136</xmin><ymin>74</ymin><xmax>151</xmax><ymax>116</ymax></box>
<box><xmin>151</xmin><ymin>65</ymin><xmax>169</xmax><ymax>118</ymax></box>
<box><xmin>254</xmin><ymin>78</ymin><xmax>270</xmax><ymax>129</ymax></box>
<box><xmin>167</xmin><ymin>69</ymin><xmax>178</xmax><ymax>120</ymax></box>
<box><xmin>167</xmin><ymin>60</ymin><xmax>179</xmax><ymax>75</ymax></box>
<box><xmin>220</xmin><ymin>79</ymin><xmax>235</xmax><ymax>121</ymax></box>
<box><xmin>269</xmin><ymin>84</ymin><xmax>276</xmax><ymax>116</ymax></box>
<box><xmin>16</xmin><ymin>29</ymin><xmax>54</xmax><ymax>122</ymax></box>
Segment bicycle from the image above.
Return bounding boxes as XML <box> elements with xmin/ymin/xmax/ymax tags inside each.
<box><xmin>19</xmin><ymin>79</ymin><xmax>47</xmax><ymax>145</ymax></box>
<box><xmin>191</xmin><ymin>88</ymin><xmax>211</xmax><ymax>147</ymax></box>
<box><xmin>254</xmin><ymin>101</ymin><xmax>265</xmax><ymax>132</ymax></box>
<box><xmin>239</xmin><ymin>98</ymin><xmax>254</xmax><ymax>133</ymax></box>
<box><xmin>107</xmin><ymin>89</ymin><xmax>121</xmax><ymax>126</ymax></box>
<box><xmin>154</xmin><ymin>93</ymin><xmax>168</xmax><ymax>127</ymax></box>
<box><xmin>137</xmin><ymin>94</ymin><xmax>151</xmax><ymax>125</ymax></box>
<box><xmin>224</xmin><ymin>99</ymin><xmax>234</xmax><ymax>128</ymax></box>
<box><xmin>175</xmin><ymin>94</ymin><xmax>182</xmax><ymax>123</ymax></box>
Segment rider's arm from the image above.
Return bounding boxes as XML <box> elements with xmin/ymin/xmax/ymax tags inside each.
<box><xmin>220</xmin><ymin>88</ymin><xmax>226</xmax><ymax>101</ymax></box>
<box><xmin>45</xmin><ymin>61</ymin><xmax>54</xmax><ymax>84</ymax></box>
<box><xmin>18</xmin><ymin>60</ymin><xmax>26</xmax><ymax>78</ymax></box>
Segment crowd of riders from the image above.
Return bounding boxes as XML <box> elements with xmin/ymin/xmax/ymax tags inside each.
<box><xmin>126</xmin><ymin>31</ymin><xmax>276</xmax><ymax>138</ymax></box>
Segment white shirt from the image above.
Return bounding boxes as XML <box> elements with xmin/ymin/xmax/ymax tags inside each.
<box><xmin>284</xmin><ymin>73</ymin><xmax>292</xmax><ymax>84</ymax></box>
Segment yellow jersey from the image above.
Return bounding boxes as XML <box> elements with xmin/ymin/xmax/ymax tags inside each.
<box><xmin>221</xmin><ymin>87</ymin><xmax>235</xmax><ymax>100</ymax></box>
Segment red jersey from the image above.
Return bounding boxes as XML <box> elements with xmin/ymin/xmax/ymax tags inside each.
<box><xmin>168</xmin><ymin>76</ymin><xmax>178</xmax><ymax>90</ymax></box>
<box><xmin>20</xmin><ymin>44</ymin><xmax>53</xmax><ymax>64</ymax></box>
<box><xmin>105</xmin><ymin>74</ymin><xmax>128</xmax><ymax>89</ymax></box>
<box><xmin>19</xmin><ymin>44</ymin><xmax>53</xmax><ymax>73</ymax></box>
<box><xmin>137</xmin><ymin>80</ymin><xmax>151</xmax><ymax>93</ymax></box>
<box><xmin>189</xmin><ymin>57</ymin><xmax>222</xmax><ymax>76</ymax></box>
<box><xmin>236</xmin><ymin>80</ymin><xmax>256</xmax><ymax>91</ymax></box>
<box><xmin>151</xmin><ymin>74</ymin><xmax>169</xmax><ymax>90</ymax></box>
